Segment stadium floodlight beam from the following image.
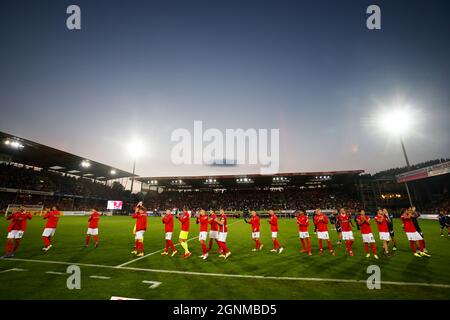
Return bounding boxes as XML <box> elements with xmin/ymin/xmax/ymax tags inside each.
<box><xmin>126</xmin><ymin>139</ymin><xmax>145</xmax><ymax>195</ymax></box>
<box><xmin>377</xmin><ymin>107</ymin><xmax>414</xmax><ymax>206</ymax></box>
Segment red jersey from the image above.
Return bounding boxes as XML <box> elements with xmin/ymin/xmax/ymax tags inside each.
<box><xmin>132</xmin><ymin>212</ymin><xmax>147</xmax><ymax>231</ymax></box>
<box><xmin>297</xmin><ymin>215</ymin><xmax>309</xmax><ymax>232</ymax></box>
<box><xmin>357</xmin><ymin>215</ymin><xmax>372</xmax><ymax>234</ymax></box>
<box><xmin>219</xmin><ymin>213</ymin><xmax>228</xmax><ymax>233</ymax></box>
<box><xmin>269</xmin><ymin>214</ymin><xmax>278</xmax><ymax>232</ymax></box>
<box><xmin>44</xmin><ymin>210</ymin><xmax>60</xmax><ymax>228</ymax></box>
<box><xmin>7</xmin><ymin>212</ymin><xmax>32</xmax><ymax>232</ymax></box>
<box><xmin>313</xmin><ymin>213</ymin><xmax>328</xmax><ymax>232</ymax></box>
<box><xmin>198</xmin><ymin>215</ymin><xmax>209</xmax><ymax>232</ymax></box>
<box><xmin>337</xmin><ymin>213</ymin><xmax>352</xmax><ymax>232</ymax></box>
<box><xmin>209</xmin><ymin>213</ymin><xmax>219</xmax><ymax>231</ymax></box>
<box><xmin>162</xmin><ymin>213</ymin><xmax>174</xmax><ymax>232</ymax></box>
<box><xmin>247</xmin><ymin>215</ymin><xmax>260</xmax><ymax>232</ymax></box>
<box><xmin>374</xmin><ymin>215</ymin><xmax>389</xmax><ymax>233</ymax></box>
<box><xmin>178</xmin><ymin>211</ymin><xmax>190</xmax><ymax>232</ymax></box>
<box><xmin>400</xmin><ymin>213</ymin><xmax>417</xmax><ymax>232</ymax></box>
<box><xmin>88</xmin><ymin>212</ymin><xmax>100</xmax><ymax>228</ymax></box>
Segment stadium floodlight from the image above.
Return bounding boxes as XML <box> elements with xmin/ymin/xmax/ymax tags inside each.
<box><xmin>4</xmin><ymin>140</ymin><xmax>10</xmax><ymax>145</ymax></box>
<box><xmin>375</xmin><ymin>106</ymin><xmax>417</xmax><ymax>206</ymax></box>
<box><xmin>81</xmin><ymin>160</ymin><xmax>91</xmax><ymax>168</ymax></box>
<box><xmin>126</xmin><ymin>139</ymin><xmax>145</xmax><ymax>159</ymax></box>
<box><xmin>377</xmin><ymin>108</ymin><xmax>412</xmax><ymax>136</ymax></box>
<box><xmin>110</xmin><ymin>169</ymin><xmax>117</xmax><ymax>175</ymax></box>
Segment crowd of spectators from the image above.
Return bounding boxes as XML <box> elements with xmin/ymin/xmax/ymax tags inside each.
<box><xmin>143</xmin><ymin>188</ymin><xmax>361</xmax><ymax>212</ymax></box>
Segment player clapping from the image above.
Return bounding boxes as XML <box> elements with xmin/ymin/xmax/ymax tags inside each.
<box><xmin>208</xmin><ymin>210</ymin><xmax>221</xmax><ymax>253</ymax></box>
<box><xmin>337</xmin><ymin>208</ymin><xmax>354</xmax><ymax>256</ymax></box>
<box><xmin>85</xmin><ymin>208</ymin><xmax>101</xmax><ymax>248</ymax></box>
<box><xmin>217</xmin><ymin>209</ymin><xmax>231</xmax><ymax>259</ymax></box>
<box><xmin>400</xmin><ymin>208</ymin><xmax>430</xmax><ymax>257</ymax></box>
<box><xmin>196</xmin><ymin>210</ymin><xmax>209</xmax><ymax>260</ymax></box>
<box><xmin>177</xmin><ymin>208</ymin><xmax>192</xmax><ymax>259</ymax></box>
<box><xmin>2</xmin><ymin>206</ymin><xmax>32</xmax><ymax>258</ymax></box>
<box><xmin>161</xmin><ymin>209</ymin><xmax>177</xmax><ymax>256</ymax></box>
<box><xmin>42</xmin><ymin>206</ymin><xmax>61</xmax><ymax>252</ymax></box>
<box><xmin>374</xmin><ymin>209</ymin><xmax>391</xmax><ymax>256</ymax></box>
<box><xmin>245</xmin><ymin>211</ymin><xmax>263</xmax><ymax>251</ymax></box>
<box><xmin>296</xmin><ymin>209</ymin><xmax>312</xmax><ymax>255</ymax></box>
<box><xmin>356</xmin><ymin>209</ymin><xmax>378</xmax><ymax>259</ymax></box>
<box><xmin>313</xmin><ymin>209</ymin><xmax>334</xmax><ymax>256</ymax></box>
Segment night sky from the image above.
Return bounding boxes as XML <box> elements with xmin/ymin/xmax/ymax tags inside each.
<box><xmin>0</xmin><ymin>0</ymin><xmax>449</xmax><ymax>177</ymax></box>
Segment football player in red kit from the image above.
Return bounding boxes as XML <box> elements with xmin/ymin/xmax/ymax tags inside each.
<box><xmin>208</xmin><ymin>210</ymin><xmax>221</xmax><ymax>253</ymax></box>
<box><xmin>268</xmin><ymin>210</ymin><xmax>284</xmax><ymax>253</ymax></box>
<box><xmin>85</xmin><ymin>208</ymin><xmax>101</xmax><ymax>248</ymax></box>
<box><xmin>400</xmin><ymin>208</ymin><xmax>430</xmax><ymax>257</ymax></box>
<box><xmin>42</xmin><ymin>206</ymin><xmax>61</xmax><ymax>252</ymax></box>
<box><xmin>245</xmin><ymin>211</ymin><xmax>263</xmax><ymax>251</ymax></box>
<box><xmin>196</xmin><ymin>210</ymin><xmax>210</xmax><ymax>259</ymax></box>
<box><xmin>356</xmin><ymin>209</ymin><xmax>378</xmax><ymax>259</ymax></box>
<box><xmin>3</xmin><ymin>206</ymin><xmax>32</xmax><ymax>258</ymax></box>
<box><xmin>131</xmin><ymin>204</ymin><xmax>147</xmax><ymax>257</ymax></box>
<box><xmin>374</xmin><ymin>209</ymin><xmax>391</xmax><ymax>256</ymax></box>
<box><xmin>217</xmin><ymin>209</ymin><xmax>231</xmax><ymax>259</ymax></box>
<box><xmin>296</xmin><ymin>209</ymin><xmax>312</xmax><ymax>255</ymax></box>
<box><xmin>313</xmin><ymin>209</ymin><xmax>335</xmax><ymax>256</ymax></box>
<box><xmin>337</xmin><ymin>208</ymin><xmax>354</xmax><ymax>256</ymax></box>
<box><xmin>161</xmin><ymin>209</ymin><xmax>177</xmax><ymax>256</ymax></box>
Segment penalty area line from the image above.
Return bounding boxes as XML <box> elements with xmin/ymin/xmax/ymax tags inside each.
<box><xmin>2</xmin><ymin>257</ymin><xmax>450</xmax><ymax>289</ymax></box>
<box><xmin>115</xmin><ymin>219</ymin><xmax>242</xmax><ymax>268</ymax></box>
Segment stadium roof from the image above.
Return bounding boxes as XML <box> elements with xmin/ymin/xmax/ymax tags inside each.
<box><xmin>137</xmin><ymin>170</ymin><xmax>364</xmax><ymax>190</ymax></box>
<box><xmin>0</xmin><ymin>131</ymin><xmax>135</xmax><ymax>180</ymax></box>
<box><xmin>396</xmin><ymin>161</ymin><xmax>450</xmax><ymax>183</ymax></box>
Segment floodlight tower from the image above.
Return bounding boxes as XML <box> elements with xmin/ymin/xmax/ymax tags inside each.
<box><xmin>378</xmin><ymin>108</ymin><xmax>414</xmax><ymax>206</ymax></box>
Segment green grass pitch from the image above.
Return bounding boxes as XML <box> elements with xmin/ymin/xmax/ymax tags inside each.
<box><xmin>0</xmin><ymin>216</ymin><xmax>449</xmax><ymax>300</ymax></box>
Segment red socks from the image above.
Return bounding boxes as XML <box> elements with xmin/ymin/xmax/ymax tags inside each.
<box><xmin>12</xmin><ymin>239</ymin><xmax>20</xmax><ymax>252</ymax></box>
<box><xmin>327</xmin><ymin>240</ymin><xmax>333</xmax><ymax>251</ymax></box>
<box><xmin>86</xmin><ymin>235</ymin><xmax>91</xmax><ymax>245</ymax></box>
<box><xmin>43</xmin><ymin>236</ymin><xmax>51</xmax><ymax>247</ymax></box>
<box><xmin>254</xmin><ymin>239</ymin><xmax>261</xmax><ymax>249</ymax></box>
<box><xmin>409</xmin><ymin>241</ymin><xmax>417</xmax><ymax>252</ymax></box>
<box><xmin>300</xmin><ymin>238</ymin><xmax>306</xmax><ymax>251</ymax></box>
<box><xmin>93</xmin><ymin>235</ymin><xmax>98</xmax><ymax>244</ymax></box>
<box><xmin>219</xmin><ymin>241</ymin><xmax>229</xmax><ymax>254</ymax></box>
<box><xmin>371</xmin><ymin>243</ymin><xmax>377</xmax><ymax>255</ymax></box>
<box><xmin>319</xmin><ymin>239</ymin><xmax>323</xmax><ymax>251</ymax></box>
<box><xmin>364</xmin><ymin>243</ymin><xmax>370</xmax><ymax>253</ymax></box>
<box><xmin>306</xmin><ymin>238</ymin><xmax>311</xmax><ymax>252</ymax></box>
<box><xmin>273</xmin><ymin>239</ymin><xmax>281</xmax><ymax>249</ymax></box>
<box><xmin>419</xmin><ymin>240</ymin><xmax>425</xmax><ymax>251</ymax></box>
<box><xmin>6</xmin><ymin>239</ymin><xmax>13</xmax><ymax>254</ymax></box>
<box><xmin>201</xmin><ymin>242</ymin><xmax>207</xmax><ymax>254</ymax></box>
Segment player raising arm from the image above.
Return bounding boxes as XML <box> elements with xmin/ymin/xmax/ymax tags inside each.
<box><xmin>245</xmin><ymin>211</ymin><xmax>263</xmax><ymax>251</ymax></box>
<box><xmin>196</xmin><ymin>210</ymin><xmax>209</xmax><ymax>260</ymax></box>
<box><xmin>42</xmin><ymin>206</ymin><xmax>61</xmax><ymax>252</ymax></box>
<box><xmin>131</xmin><ymin>204</ymin><xmax>147</xmax><ymax>257</ymax></box>
<box><xmin>2</xmin><ymin>206</ymin><xmax>32</xmax><ymax>258</ymax></box>
<box><xmin>161</xmin><ymin>209</ymin><xmax>177</xmax><ymax>256</ymax></box>
<box><xmin>296</xmin><ymin>209</ymin><xmax>312</xmax><ymax>255</ymax></box>
<box><xmin>313</xmin><ymin>209</ymin><xmax>334</xmax><ymax>256</ymax></box>
<box><xmin>177</xmin><ymin>208</ymin><xmax>192</xmax><ymax>259</ymax></box>
<box><xmin>85</xmin><ymin>208</ymin><xmax>101</xmax><ymax>248</ymax></box>
<box><xmin>217</xmin><ymin>209</ymin><xmax>231</xmax><ymax>259</ymax></box>
<box><xmin>383</xmin><ymin>208</ymin><xmax>397</xmax><ymax>251</ymax></box>
<box><xmin>356</xmin><ymin>209</ymin><xmax>378</xmax><ymax>259</ymax></box>
<box><xmin>400</xmin><ymin>208</ymin><xmax>430</xmax><ymax>257</ymax></box>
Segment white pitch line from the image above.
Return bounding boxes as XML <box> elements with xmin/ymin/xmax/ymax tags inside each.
<box><xmin>90</xmin><ymin>275</ymin><xmax>111</xmax><ymax>280</ymax></box>
<box><xmin>0</xmin><ymin>268</ymin><xmax>27</xmax><ymax>274</ymax></box>
<box><xmin>116</xmin><ymin>220</ymin><xmax>242</xmax><ymax>268</ymax></box>
<box><xmin>45</xmin><ymin>271</ymin><xmax>66</xmax><ymax>275</ymax></box>
<box><xmin>3</xmin><ymin>257</ymin><xmax>450</xmax><ymax>289</ymax></box>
